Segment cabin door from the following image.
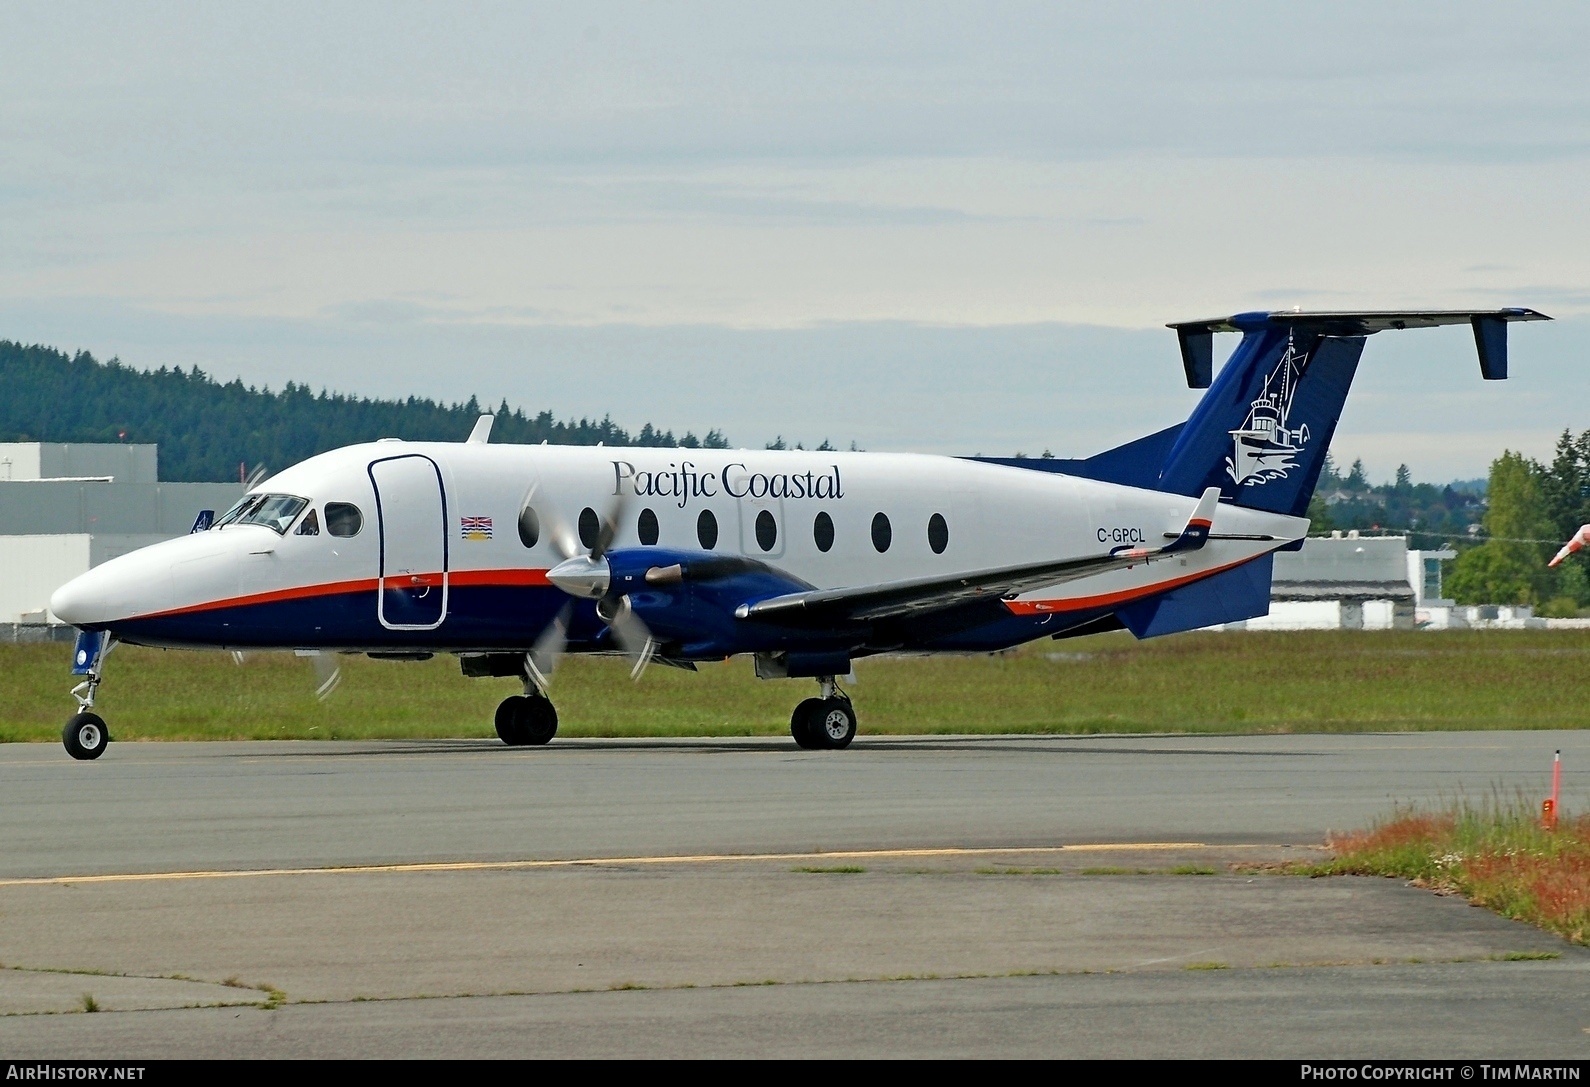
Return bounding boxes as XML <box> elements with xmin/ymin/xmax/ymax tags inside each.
<box><xmin>370</xmin><ymin>454</ymin><xmax>449</xmax><ymax>630</ymax></box>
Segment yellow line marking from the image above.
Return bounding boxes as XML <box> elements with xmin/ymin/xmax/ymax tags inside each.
<box><xmin>0</xmin><ymin>843</ymin><xmax>1228</xmax><ymax>887</ymax></box>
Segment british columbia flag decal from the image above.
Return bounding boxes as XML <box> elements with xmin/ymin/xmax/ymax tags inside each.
<box><xmin>461</xmin><ymin>515</ymin><xmax>493</xmax><ymax>540</ymax></box>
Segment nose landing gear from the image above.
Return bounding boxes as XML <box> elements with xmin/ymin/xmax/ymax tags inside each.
<box><xmin>63</xmin><ymin>631</ymin><xmax>114</xmax><ymax>761</ymax></box>
<box><xmin>790</xmin><ymin>675</ymin><xmax>857</xmax><ymax>750</ymax></box>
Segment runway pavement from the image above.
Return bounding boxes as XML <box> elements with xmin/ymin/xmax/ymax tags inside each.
<box><xmin>0</xmin><ymin>733</ymin><xmax>1586</xmax><ymax>1058</ymax></box>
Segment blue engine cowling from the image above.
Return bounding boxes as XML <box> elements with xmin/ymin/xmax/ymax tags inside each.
<box><xmin>601</xmin><ymin>546</ymin><xmax>858</xmax><ymax>660</ymax></box>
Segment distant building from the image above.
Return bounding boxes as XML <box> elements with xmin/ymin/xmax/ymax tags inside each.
<box><xmin>1222</xmin><ymin>532</ymin><xmax>1462</xmax><ymax>632</ymax></box>
<box><xmin>0</xmin><ymin>443</ymin><xmax>241</xmax><ymax>632</ymax></box>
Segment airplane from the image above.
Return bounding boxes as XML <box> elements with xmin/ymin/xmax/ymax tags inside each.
<box><xmin>47</xmin><ymin>308</ymin><xmax>1548</xmax><ymax>760</ymax></box>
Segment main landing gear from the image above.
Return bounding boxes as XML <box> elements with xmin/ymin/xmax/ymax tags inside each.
<box><xmin>495</xmin><ymin>694</ymin><xmax>558</xmax><ymax>746</ymax></box>
<box><xmin>494</xmin><ymin>663</ymin><xmax>559</xmax><ymax>747</ymax></box>
<box><xmin>790</xmin><ymin>676</ymin><xmax>857</xmax><ymax>750</ymax></box>
<box><xmin>63</xmin><ymin>631</ymin><xmax>113</xmax><ymax>761</ymax></box>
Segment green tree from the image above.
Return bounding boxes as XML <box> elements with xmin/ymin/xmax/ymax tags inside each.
<box><xmin>0</xmin><ymin>341</ymin><xmax>731</xmax><ymax>481</ymax></box>
<box><xmin>1345</xmin><ymin>458</ymin><xmax>1368</xmax><ymax>490</ymax></box>
<box><xmin>1305</xmin><ymin>492</ymin><xmax>1332</xmax><ymax>534</ymax></box>
<box><xmin>1448</xmin><ymin>451</ymin><xmax>1556</xmax><ymax>605</ymax></box>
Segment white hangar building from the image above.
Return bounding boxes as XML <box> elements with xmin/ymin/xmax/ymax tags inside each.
<box><xmin>1224</xmin><ymin>531</ymin><xmax>1458</xmax><ymax>631</ymax></box>
<box><xmin>0</xmin><ymin>443</ymin><xmax>242</xmax><ymax>635</ymax></box>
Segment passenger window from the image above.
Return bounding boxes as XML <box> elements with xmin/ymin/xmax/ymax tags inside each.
<box><xmin>697</xmin><ymin>509</ymin><xmax>718</xmax><ymax>550</ymax></box>
<box><xmin>871</xmin><ymin>512</ymin><xmax>892</xmax><ymax>553</ymax></box>
<box><xmin>638</xmin><ymin>508</ymin><xmax>660</xmax><ymax>546</ymax></box>
<box><xmin>755</xmin><ymin>509</ymin><xmax>777</xmax><ymax>552</ymax></box>
<box><xmin>813</xmin><ymin>511</ymin><xmax>834</xmax><ymax>553</ymax></box>
<box><xmin>518</xmin><ymin>506</ymin><xmax>541</xmax><ymax>548</ymax></box>
<box><xmin>325</xmin><ymin>502</ymin><xmax>363</xmax><ymax>538</ymax></box>
<box><xmin>928</xmin><ymin>513</ymin><xmax>948</xmax><ymax>554</ymax></box>
<box><xmin>295</xmin><ymin>508</ymin><xmax>321</xmax><ymax>536</ymax></box>
<box><xmin>578</xmin><ymin>507</ymin><xmax>600</xmax><ymax>550</ymax></box>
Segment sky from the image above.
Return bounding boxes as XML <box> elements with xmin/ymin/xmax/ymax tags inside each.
<box><xmin>1</xmin><ymin>2</ymin><xmax>1587</xmax><ymax>481</ymax></box>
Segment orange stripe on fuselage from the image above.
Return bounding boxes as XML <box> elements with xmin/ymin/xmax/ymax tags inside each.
<box><xmin>1002</xmin><ymin>556</ymin><xmax>1254</xmax><ymax>616</ymax></box>
<box><xmin>147</xmin><ymin>568</ymin><xmax>552</xmax><ymax>620</ymax></box>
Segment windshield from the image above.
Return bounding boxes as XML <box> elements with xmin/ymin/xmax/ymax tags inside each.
<box><xmin>214</xmin><ymin>493</ymin><xmax>309</xmax><ymax>535</ymax></box>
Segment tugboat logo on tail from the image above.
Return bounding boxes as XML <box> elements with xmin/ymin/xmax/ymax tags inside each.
<box><xmin>1227</xmin><ymin>336</ymin><xmax>1311</xmax><ymax>487</ymax></box>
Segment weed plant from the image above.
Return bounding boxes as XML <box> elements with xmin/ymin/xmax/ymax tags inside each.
<box><xmin>1314</xmin><ymin>800</ymin><xmax>1590</xmax><ymax>945</ymax></box>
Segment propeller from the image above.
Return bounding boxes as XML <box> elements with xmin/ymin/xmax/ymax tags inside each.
<box><xmin>300</xmin><ymin>650</ymin><xmax>343</xmax><ymax>701</ymax></box>
<box><xmin>532</xmin><ymin>487</ymin><xmax>659</xmax><ymax>683</ymax></box>
<box><xmin>233</xmin><ymin>647</ymin><xmax>343</xmax><ymax>701</ymax></box>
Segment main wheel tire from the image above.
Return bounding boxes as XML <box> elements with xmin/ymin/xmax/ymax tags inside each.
<box><xmin>522</xmin><ymin>695</ymin><xmax>558</xmax><ymax>745</ymax></box>
<box><xmin>814</xmin><ymin>699</ymin><xmax>857</xmax><ymax>749</ymax></box>
<box><xmin>790</xmin><ymin>698</ymin><xmax>825</xmax><ymax>749</ymax></box>
<box><xmin>63</xmin><ymin>712</ymin><xmax>109</xmax><ymax>761</ymax></box>
<box><xmin>495</xmin><ymin>696</ymin><xmax>532</xmax><ymax>746</ymax></box>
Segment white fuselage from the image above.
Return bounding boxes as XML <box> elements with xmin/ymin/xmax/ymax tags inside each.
<box><xmin>49</xmin><ymin>440</ymin><xmax>1305</xmax><ymax>653</ymax></box>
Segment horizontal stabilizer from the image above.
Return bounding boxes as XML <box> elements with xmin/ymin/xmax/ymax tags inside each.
<box><xmin>1167</xmin><ymin>309</ymin><xmax>1549</xmax><ymax>388</ymax></box>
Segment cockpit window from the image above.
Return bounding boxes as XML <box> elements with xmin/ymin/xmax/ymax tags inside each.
<box><xmin>217</xmin><ymin>493</ymin><xmax>309</xmax><ymax>534</ymax></box>
<box><xmin>325</xmin><ymin>502</ymin><xmax>364</xmax><ymax>538</ymax></box>
<box><xmin>213</xmin><ymin>494</ymin><xmax>263</xmax><ymax>529</ymax></box>
<box><xmin>295</xmin><ymin>508</ymin><xmax>321</xmax><ymax>536</ymax></box>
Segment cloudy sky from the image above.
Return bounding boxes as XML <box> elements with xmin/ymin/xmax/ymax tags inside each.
<box><xmin>1</xmin><ymin>2</ymin><xmax>1586</xmax><ymax>479</ymax></box>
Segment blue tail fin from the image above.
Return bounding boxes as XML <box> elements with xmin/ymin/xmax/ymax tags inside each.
<box><xmin>1158</xmin><ymin>324</ymin><xmax>1362</xmax><ymax>517</ymax></box>
<box><xmin>1156</xmin><ymin>309</ymin><xmax>1547</xmax><ymax>517</ymax></box>
<box><xmin>973</xmin><ymin>308</ymin><xmax>1548</xmax><ymax>517</ymax></box>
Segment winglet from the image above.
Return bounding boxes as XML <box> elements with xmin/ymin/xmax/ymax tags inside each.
<box><xmin>1112</xmin><ymin>487</ymin><xmax>1219</xmax><ymax>561</ymax></box>
<box><xmin>467</xmin><ymin>415</ymin><xmax>495</xmax><ymax>444</ymax></box>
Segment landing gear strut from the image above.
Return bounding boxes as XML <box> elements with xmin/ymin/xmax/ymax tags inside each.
<box><xmin>63</xmin><ymin>631</ymin><xmax>113</xmax><ymax>761</ymax></box>
<box><xmin>790</xmin><ymin>675</ymin><xmax>856</xmax><ymax>750</ymax></box>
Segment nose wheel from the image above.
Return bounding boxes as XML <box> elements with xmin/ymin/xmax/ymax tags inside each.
<box><xmin>62</xmin><ymin>631</ymin><xmax>114</xmax><ymax>760</ymax></box>
<box><xmin>63</xmin><ymin>713</ymin><xmax>109</xmax><ymax>760</ymax></box>
<box><xmin>790</xmin><ymin>676</ymin><xmax>857</xmax><ymax>749</ymax></box>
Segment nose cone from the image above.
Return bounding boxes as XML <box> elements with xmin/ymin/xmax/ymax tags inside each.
<box><xmin>49</xmin><ymin>564</ymin><xmax>129</xmax><ymax>627</ymax></box>
<box><xmin>49</xmin><ymin>533</ymin><xmax>208</xmax><ymax>626</ymax></box>
<box><xmin>49</xmin><ymin>571</ymin><xmax>95</xmax><ymax>626</ymax></box>
<box><xmin>547</xmin><ymin>555</ymin><xmax>611</xmax><ymax>599</ymax></box>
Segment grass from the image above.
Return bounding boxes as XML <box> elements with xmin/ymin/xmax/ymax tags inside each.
<box><xmin>3</xmin><ymin>628</ymin><xmax>1590</xmax><ymax>742</ymax></box>
<box><xmin>1310</xmin><ymin>801</ymin><xmax>1590</xmax><ymax>945</ymax></box>
<box><xmin>792</xmin><ymin>865</ymin><xmax>866</xmax><ymax>874</ymax></box>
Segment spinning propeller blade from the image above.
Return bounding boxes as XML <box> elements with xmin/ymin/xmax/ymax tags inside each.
<box><xmin>296</xmin><ymin>649</ymin><xmax>343</xmax><ymax>701</ymax></box>
<box><xmin>534</xmin><ymin>490</ymin><xmax>656</xmax><ymax>681</ymax></box>
<box><xmin>604</xmin><ymin>599</ymin><xmax>657</xmax><ymax>681</ymax></box>
<box><xmin>526</xmin><ymin>602</ymin><xmax>573</xmax><ymax>690</ymax></box>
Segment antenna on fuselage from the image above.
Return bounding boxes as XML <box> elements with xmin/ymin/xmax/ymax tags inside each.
<box><xmin>466</xmin><ymin>415</ymin><xmax>494</xmax><ymax>444</ymax></box>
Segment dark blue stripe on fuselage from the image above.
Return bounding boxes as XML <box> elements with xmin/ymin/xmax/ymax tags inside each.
<box><xmin>104</xmin><ymin>583</ymin><xmax>1097</xmax><ymax>656</ymax></box>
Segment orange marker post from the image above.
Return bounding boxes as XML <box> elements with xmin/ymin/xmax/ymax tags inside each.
<box><xmin>1542</xmin><ymin>750</ymin><xmax>1561</xmax><ymax>831</ymax></box>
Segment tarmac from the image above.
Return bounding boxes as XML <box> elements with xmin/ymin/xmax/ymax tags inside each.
<box><xmin>0</xmin><ymin>732</ymin><xmax>1586</xmax><ymax>1058</ymax></box>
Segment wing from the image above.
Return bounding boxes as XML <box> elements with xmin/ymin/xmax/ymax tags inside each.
<box><xmin>738</xmin><ymin>488</ymin><xmax>1222</xmax><ymax>625</ymax></box>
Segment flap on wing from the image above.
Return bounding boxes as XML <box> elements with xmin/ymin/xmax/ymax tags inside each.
<box><xmin>739</xmin><ymin>488</ymin><xmax>1224</xmax><ymax>625</ymax></box>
